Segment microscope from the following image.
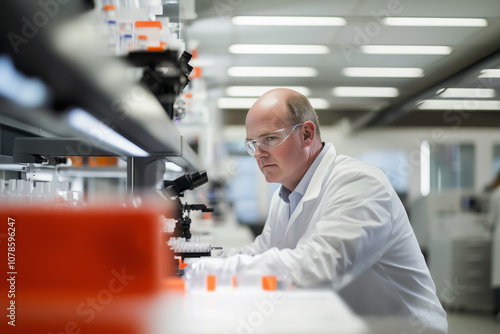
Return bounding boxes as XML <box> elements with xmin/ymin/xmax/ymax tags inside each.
<box><xmin>128</xmin><ymin>50</ymin><xmax>193</xmax><ymax>121</ymax></box>
<box><xmin>160</xmin><ymin>170</ymin><xmax>221</xmax><ymax>265</ymax></box>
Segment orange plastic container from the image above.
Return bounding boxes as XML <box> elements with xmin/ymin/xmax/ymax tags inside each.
<box><xmin>0</xmin><ymin>201</ymin><xmax>174</xmax><ymax>333</ymax></box>
<box><xmin>262</xmin><ymin>275</ymin><xmax>277</xmax><ymax>291</ymax></box>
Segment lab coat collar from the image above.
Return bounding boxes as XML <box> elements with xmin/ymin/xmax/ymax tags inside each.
<box><xmin>284</xmin><ymin>143</ymin><xmax>337</xmax><ymax>235</ymax></box>
<box><xmin>301</xmin><ymin>142</ymin><xmax>337</xmax><ymax>202</ymax></box>
<box><xmin>278</xmin><ymin>184</ymin><xmax>292</xmax><ymax>203</ymax></box>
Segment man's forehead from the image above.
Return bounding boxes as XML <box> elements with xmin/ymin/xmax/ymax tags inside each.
<box><xmin>247</xmin><ymin>100</ymin><xmax>287</xmax><ymax>123</ymax></box>
<box><xmin>245</xmin><ymin>95</ymin><xmax>288</xmax><ymax>135</ymax></box>
<box><xmin>246</xmin><ymin>118</ymin><xmax>289</xmax><ymax>139</ymax></box>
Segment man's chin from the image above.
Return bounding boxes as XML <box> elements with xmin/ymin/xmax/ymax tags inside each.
<box><xmin>263</xmin><ymin>173</ymin><xmax>279</xmax><ymax>184</ymax></box>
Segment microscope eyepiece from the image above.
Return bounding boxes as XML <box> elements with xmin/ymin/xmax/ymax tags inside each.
<box><xmin>189</xmin><ymin>170</ymin><xmax>208</xmax><ymax>189</ymax></box>
<box><xmin>164</xmin><ymin>170</ymin><xmax>209</xmax><ymax>196</ymax></box>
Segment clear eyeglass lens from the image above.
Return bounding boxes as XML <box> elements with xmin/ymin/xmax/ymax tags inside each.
<box><xmin>245</xmin><ymin>123</ymin><xmax>302</xmax><ymax>156</ymax></box>
<box><xmin>261</xmin><ymin>135</ymin><xmax>283</xmax><ymax>149</ymax></box>
<box><xmin>245</xmin><ymin>141</ymin><xmax>256</xmax><ymax>155</ymax></box>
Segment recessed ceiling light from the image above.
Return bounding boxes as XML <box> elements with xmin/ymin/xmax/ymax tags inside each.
<box><xmin>218</xmin><ymin>97</ymin><xmax>329</xmax><ymax>109</ymax></box>
<box><xmin>332</xmin><ymin>87</ymin><xmax>399</xmax><ymax>97</ymax></box>
<box><xmin>383</xmin><ymin>17</ymin><xmax>487</xmax><ymax>27</ymax></box>
<box><xmin>227</xmin><ymin>66</ymin><xmax>318</xmax><ymax>77</ymax></box>
<box><xmin>308</xmin><ymin>98</ymin><xmax>330</xmax><ymax>109</ymax></box>
<box><xmin>231</xmin><ymin>16</ymin><xmax>346</xmax><ymax>26</ymax></box>
<box><xmin>226</xmin><ymin>86</ymin><xmax>311</xmax><ymax>96</ymax></box>
<box><xmin>217</xmin><ymin>98</ymin><xmax>257</xmax><ymax>109</ymax></box>
<box><xmin>229</xmin><ymin>44</ymin><xmax>330</xmax><ymax>54</ymax></box>
<box><xmin>478</xmin><ymin>69</ymin><xmax>500</xmax><ymax>78</ymax></box>
<box><xmin>361</xmin><ymin>45</ymin><xmax>452</xmax><ymax>55</ymax></box>
<box><xmin>342</xmin><ymin>67</ymin><xmax>424</xmax><ymax>77</ymax></box>
<box><xmin>434</xmin><ymin>88</ymin><xmax>495</xmax><ymax>98</ymax></box>
<box><xmin>418</xmin><ymin>99</ymin><xmax>500</xmax><ymax>110</ymax></box>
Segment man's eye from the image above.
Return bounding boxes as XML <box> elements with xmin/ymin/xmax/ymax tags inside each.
<box><xmin>264</xmin><ymin>136</ymin><xmax>278</xmax><ymax>142</ymax></box>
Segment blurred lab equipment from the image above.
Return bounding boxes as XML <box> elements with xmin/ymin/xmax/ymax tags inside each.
<box><xmin>412</xmin><ymin>191</ymin><xmax>495</xmax><ymax>312</ymax></box>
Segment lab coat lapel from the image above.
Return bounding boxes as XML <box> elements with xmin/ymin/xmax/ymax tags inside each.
<box><xmin>283</xmin><ymin>144</ymin><xmax>338</xmax><ymax>240</ymax></box>
<box><xmin>271</xmin><ymin>199</ymin><xmax>292</xmax><ymax>247</ymax></box>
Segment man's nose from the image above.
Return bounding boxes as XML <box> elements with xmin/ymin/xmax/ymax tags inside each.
<box><xmin>253</xmin><ymin>144</ymin><xmax>268</xmax><ymax>158</ymax></box>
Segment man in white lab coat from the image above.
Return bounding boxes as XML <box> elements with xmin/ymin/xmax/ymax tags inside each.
<box><xmin>190</xmin><ymin>88</ymin><xmax>447</xmax><ymax>332</ymax></box>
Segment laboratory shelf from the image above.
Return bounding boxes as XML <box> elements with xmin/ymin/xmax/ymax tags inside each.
<box><xmin>0</xmin><ymin>0</ymin><xmax>202</xmax><ymax>173</ymax></box>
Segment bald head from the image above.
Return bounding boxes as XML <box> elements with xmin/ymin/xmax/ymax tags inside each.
<box><xmin>246</xmin><ymin>88</ymin><xmax>296</xmax><ymax>123</ymax></box>
<box><xmin>252</xmin><ymin>88</ymin><xmax>301</xmax><ymax>108</ymax></box>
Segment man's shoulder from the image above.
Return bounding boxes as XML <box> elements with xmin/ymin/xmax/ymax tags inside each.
<box><xmin>324</xmin><ymin>154</ymin><xmax>391</xmax><ymax>189</ymax></box>
<box><xmin>333</xmin><ymin>154</ymin><xmax>384</xmax><ymax>175</ymax></box>
<box><xmin>316</xmin><ymin>144</ymin><xmax>388</xmax><ymax>186</ymax></box>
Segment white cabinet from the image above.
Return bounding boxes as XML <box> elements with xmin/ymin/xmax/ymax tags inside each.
<box><xmin>430</xmin><ymin>238</ymin><xmax>495</xmax><ymax>312</ymax></box>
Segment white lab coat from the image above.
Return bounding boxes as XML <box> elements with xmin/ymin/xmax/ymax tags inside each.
<box><xmin>488</xmin><ymin>187</ymin><xmax>500</xmax><ymax>288</ymax></box>
<box><xmin>191</xmin><ymin>143</ymin><xmax>447</xmax><ymax>333</ymax></box>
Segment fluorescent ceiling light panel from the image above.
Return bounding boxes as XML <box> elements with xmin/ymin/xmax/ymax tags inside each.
<box><xmin>308</xmin><ymin>98</ymin><xmax>330</xmax><ymax>109</ymax></box>
<box><xmin>343</xmin><ymin>67</ymin><xmax>423</xmax><ymax>77</ymax></box>
<box><xmin>383</xmin><ymin>17</ymin><xmax>487</xmax><ymax>27</ymax></box>
<box><xmin>218</xmin><ymin>97</ymin><xmax>329</xmax><ymax>109</ymax></box>
<box><xmin>231</xmin><ymin>16</ymin><xmax>346</xmax><ymax>26</ymax></box>
<box><xmin>361</xmin><ymin>45</ymin><xmax>452</xmax><ymax>55</ymax></box>
<box><xmin>418</xmin><ymin>99</ymin><xmax>500</xmax><ymax>110</ymax></box>
<box><xmin>226</xmin><ymin>86</ymin><xmax>311</xmax><ymax>96</ymax></box>
<box><xmin>227</xmin><ymin>66</ymin><xmax>317</xmax><ymax>77</ymax></box>
<box><xmin>435</xmin><ymin>88</ymin><xmax>495</xmax><ymax>98</ymax></box>
<box><xmin>479</xmin><ymin>69</ymin><xmax>500</xmax><ymax>78</ymax></box>
<box><xmin>68</xmin><ymin>108</ymin><xmax>149</xmax><ymax>157</ymax></box>
<box><xmin>229</xmin><ymin>44</ymin><xmax>330</xmax><ymax>54</ymax></box>
<box><xmin>332</xmin><ymin>87</ymin><xmax>399</xmax><ymax>97</ymax></box>
<box><xmin>218</xmin><ymin>98</ymin><xmax>257</xmax><ymax>109</ymax></box>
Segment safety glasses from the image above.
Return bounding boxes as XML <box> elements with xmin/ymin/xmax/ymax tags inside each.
<box><xmin>244</xmin><ymin>123</ymin><xmax>303</xmax><ymax>156</ymax></box>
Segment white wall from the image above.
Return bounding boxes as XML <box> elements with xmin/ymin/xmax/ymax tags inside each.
<box><xmin>224</xmin><ymin>124</ymin><xmax>500</xmax><ymax>207</ymax></box>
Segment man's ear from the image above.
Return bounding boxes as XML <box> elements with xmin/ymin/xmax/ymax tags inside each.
<box><xmin>302</xmin><ymin>121</ymin><xmax>315</xmax><ymax>147</ymax></box>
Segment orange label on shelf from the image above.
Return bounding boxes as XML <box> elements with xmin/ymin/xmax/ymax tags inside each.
<box><xmin>189</xmin><ymin>67</ymin><xmax>202</xmax><ymax>79</ymax></box>
<box><xmin>147</xmin><ymin>46</ymin><xmax>166</xmax><ymax>51</ymax></box>
<box><xmin>178</xmin><ymin>258</ymin><xmax>188</xmax><ymax>270</ymax></box>
<box><xmin>135</xmin><ymin>21</ymin><xmax>162</xmax><ymax>29</ymax></box>
<box><xmin>88</xmin><ymin>156</ymin><xmax>118</xmax><ymax>167</ymax></box>
<box><xmin>67</xmin><ymin>156</ymin><xmax>83</xmax><ymax>167</ymax></box>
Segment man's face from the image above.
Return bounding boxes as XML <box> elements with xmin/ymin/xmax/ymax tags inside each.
<box><xmin>245</xmin><ymin>100</ymin><xmax>305</xmax><ymax>191</ymax></box>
